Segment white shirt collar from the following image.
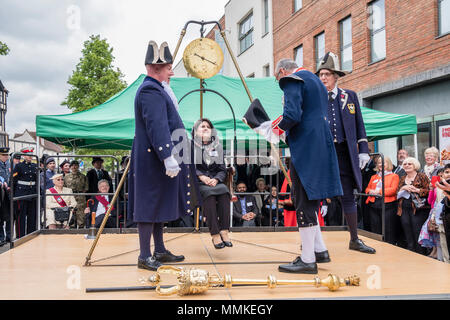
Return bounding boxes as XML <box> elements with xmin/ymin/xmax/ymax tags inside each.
<box><xmin>329</xmin><ymin>86</ymin><xmax>338</xmax><ymax>99</ymax></box>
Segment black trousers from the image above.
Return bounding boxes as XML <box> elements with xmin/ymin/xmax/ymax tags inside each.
<box><xmin>400</xmin><ymin>199</ymin><xmax>428</xmax><ymax>254</ymax></box>
<box><xmin>16</xmin><ymin>200</ymin><xmax>37</xmax><ymax>238</ymax></box>
<box><xmin>368</xmin><ymin>200</ymin><xmax>399</xmax><ymax>244</ymax></box>
<box><xmin>203</xmin><ymin>193</ymin><xmax>230</xmax><ymax>235</ymax></box>
<box><xmin>290</xmin><ymin>160</ymin><xmax>320</xmax><ymax>228</ymax></box>
<box><xmin>334</xmin><ymin>142</ymin><xmax>357</xmax><ymax>214</ymax></box>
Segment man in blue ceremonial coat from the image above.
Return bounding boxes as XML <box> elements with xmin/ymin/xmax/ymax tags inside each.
<box><xmin>128</xmin><ymin>41</ymin><xmax>190</xmax><ymax>271</ymax></box>
<box><xmin>317</xmin><ymin>52</ymin><xmax>376</xmax><ymax>254</ymax></box>
<box><xmin>265</xmin><ymin>59</ymin><xmax>343</xmax><ymax>274</ymax></box>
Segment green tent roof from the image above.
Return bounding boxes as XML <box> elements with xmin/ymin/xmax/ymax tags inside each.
<box><xmin>36</xmin><ymin>74</ymin><xmax>417</xmax><ymax>149</ymax></box>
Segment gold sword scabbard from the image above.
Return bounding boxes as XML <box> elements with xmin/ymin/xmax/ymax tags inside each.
<box><xmin>145</xmin><ymin>266</ymin><xmax>360</xmax><ymax>296</ymax></box>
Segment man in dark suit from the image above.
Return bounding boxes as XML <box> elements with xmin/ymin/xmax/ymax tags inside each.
<box><xmin>86</xmin><ymin>157</ymin><xmax>113</xmax><ymax>194</ymax></box>
<box><xmin>317</xmin><ymin>52</ymin><xmax>376</xmax><ymax>254</ymax></box>
<box><xmin>233</xmin><ymin>182</ymin><xmax>260</xmax><ymax>227</ymax></box>
<box><xmin>84</xmin><ymin>179</ymin><xmax>116</xmax><ymax>228</ymax></box>
<box><xmin>393</xmin><ymin>149</ymin><xmax>408</xmax><ymax>177</ymax></box>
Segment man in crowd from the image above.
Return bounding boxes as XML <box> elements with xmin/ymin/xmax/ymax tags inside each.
<box><xmin>59</xmin><ymin>159</ymin><xmax>70</xmax><ymax>176</ymax></box>
<box><xmin>40</xmin><ymin>157</ymin><xmax>56</xmax><ymax>190</ymax></box>
<box><xmin>233</xmin><ymin>181</ymin><xmax>260</xmax><ymax>227</ymax></box>
<box><xmin>394</xmin><ymin>149</ymin><xmax>408</xmax><ymax>177</ymax></box>
<box><xmin>128</xmin><ymin>40</ymin><xmax>188</xmax><ymax>270</ymax></box>
<box><xmin>0</xmin><ymin>147</ymin><xmax>11</xmax><ymax>245</ymax></box>
<box><xmin>86</xmin><ymin>157</ymin><xmax>113</xmax><ymax>194</ymax></box>
<box><xmin>265</xmin><ymin>58</ymin><xmax>343</xmax><ymax>274</ymax></box>
<box><xmin>12</xmin><ymin>147</ymin><xmax>38</xmax><ymax>238</ymax></box>
<box><xmin>64</xmin><ymin>160</ymin><xmax>88</xmax><ymax>228</ymax></box>
<box><xmin>317</xmin><ymin>52</ymin><xmax>375</xmax><ymax>254</ymax></box>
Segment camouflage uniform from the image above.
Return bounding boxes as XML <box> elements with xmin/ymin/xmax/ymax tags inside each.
<box><xmin>64</xmin><ymin>171</ymin><xmax>89</xmax><ymax>227</ymax></box>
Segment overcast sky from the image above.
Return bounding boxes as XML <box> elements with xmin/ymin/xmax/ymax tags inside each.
<box><xmin>0</xmin><ymin>0</ymin><xmax>228</xmax><ymax>137</ymax></box>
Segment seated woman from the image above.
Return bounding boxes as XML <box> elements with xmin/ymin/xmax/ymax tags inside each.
<box><xmin>192</xmin><ymin>118</ymin><xmax>232</xmax><ymax>249</ymax></box>
<box><xmin>84</xmin><ymin>179</ymin><xmax>116</xmax><ymax>228</ymax></box>
<box><xmin>397</xmin><ymin>157</ymin><xmax>430</xmax><ymax>254</ymax></box>
<box><xmin>365</xmin><ymin>156</ymin><xmax>399</xmax><ymax>244</ymax></box>
<box><xmin>45</xmin><ymin>173</ymin><xmax>77</xmax><ymax>229</ymax></box>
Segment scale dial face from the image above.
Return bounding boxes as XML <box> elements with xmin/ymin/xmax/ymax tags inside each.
<box><xmin>183</xmin><ymin>38</ymin><xmax>224</xmax><ymax>79</ymax></box>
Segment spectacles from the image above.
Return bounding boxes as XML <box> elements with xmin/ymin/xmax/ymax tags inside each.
<box><xmin>55</xmin><ymin>178</ymin><xmax>64</xmax><ymax>181</ymax></box>
<box><xmin>319</xmin><ymin>72</ymin><xmax>333</xmax><ymax>78</ymax></box>
<box><xmin>275</xmin><ymin>68</ymin><xmax>284</xmax><ymax>81</ymax></box>
<box><xmin>403</xmin><ymin>163</ymin><xmax>413</xmax><ymax>166</ymax></box>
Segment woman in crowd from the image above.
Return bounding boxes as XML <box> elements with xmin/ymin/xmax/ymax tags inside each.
<box><xmin>262</xmin><ymin>186</ymin><xmax>284</xmax><ymax>226</ymax></box>
<box><xmin>192</xmin><ymin>118</ymin><xmax>232</xmax><ymax>249</ymax></box>
<box><xmin>421</xmin><ymin>147</ymin><xmax>442</xmax><ymax>180</ymax></box>
<box><xmin>365</xmin><ymin>156</ymin><xmax>399</xmax><ymax>244</ymax></box>
<box><xmin>397</xmin><ymin>157</ymin><xmax>430</xmax><ymax>254</ymax></box>
<box><xmin>419</xmin><ymin>168</ymin><xmax>444</xmax><ymax>259</ymax></box>
<box><xmin>45</xmin><ymin>173</ymin><xmax>77</xmax><ymax>230</ymax></box>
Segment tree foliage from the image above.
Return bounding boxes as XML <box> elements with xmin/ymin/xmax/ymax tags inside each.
<box><xmin>62</xmin><ymin>35</ymin><xmax>127</xmax><ymax>113</ymax></box>
<box><xmin>0</xmin><ymin>41</ymin><xmax>10</xmax><ymax>56</ymax></box>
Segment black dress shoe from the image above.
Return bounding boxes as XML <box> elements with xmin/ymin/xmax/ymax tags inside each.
<box><xmin>315</xmin><ymin>250</ymin><xmax>331</xmax><ymax>263</ymax></box>
<box><xmin>153</xmin><ymin>250</ymin><xmax>185</xmax><ymax>263</ymax></box>
<box><xmin>137</xmin><ymin>257</ymin><xmax>162</xmax><ymax>271</ymax></box>
<box><xmin>212</xmin><ymin>239</ymin><xmax>225</xmax><ymax>249</ymax></box>
<box><xmin>278</xmin><ymin>256</ymin><xmax>318</xmax><ymax>274</ymax></box>
<box><xmin>349</xmin><ymin>239</ymin><xmax>376</xmax><ymax>254</ymax></box>
<box><xmin>219</xmin><ymin>234</ymin><xmax>233</xmax><ymax>247</ymax></box>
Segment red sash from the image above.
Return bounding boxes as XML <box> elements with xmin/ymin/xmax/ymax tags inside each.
<box><xmin>49</xmin><ymin>188</ymin><xmax>67</xmax><ymax>207</ymax></box>
<box><xmin>95</xmin><ymin>195</ymin><xmax>114</xmax><ymax>212</ymax></box>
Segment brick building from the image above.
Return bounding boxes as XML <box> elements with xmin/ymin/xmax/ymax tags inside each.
<box><xmin>272</xmin><ymin>0</ymin><xmax>450</xmax><ymax>164</ymax></box>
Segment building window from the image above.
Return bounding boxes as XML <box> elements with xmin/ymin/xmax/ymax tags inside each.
<box><xmin>340</xmin><ymin>16</ymin><xmax>352</xmax><ymax>71</ymax></box>
<box><xmin>294</xmin><ymin>45</ymin><xmax>303</xmax><ymax>67</ymax></box>
<box><xmin>369</xmin><ymin>0</ymin><xmax>386</xmax><ymax>63</ymax></box>
<box><xmin>263</xmin><ymin>64</ymin><xmax>270</xmax><ymax>77</ymax></box>
<box><xmin>439</xmin><ymin>0</ymin><xmax>450</xmax><ymax>36</ymax></box>
<box><xmin>294</xmin><ymin>0</ymin><xmax>302</xmax><ymax>12</ymax></box>
<box><xmin>263</xmin><ymin>0</ymin><xmax>269</xmax><ymax>35</ymax></box>
<box><xmin>315</xmin><ymin>32</ymin><xmax>325</xmax><ymax>71</ymax></box>
<box><xmin>239</xmin><ymin>12</ymin><xmax>254</xmax><ymax>54</ymax></box>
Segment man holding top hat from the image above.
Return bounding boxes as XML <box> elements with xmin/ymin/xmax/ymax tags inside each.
<box><xmin>128</xmin><ymin>40</ymin><xmax>190</xmax><ymax>271</ymax></box>
<box><xmin>246</xmin><ymin>59</ymin><xmax>343</xmax><ymax>273</ymax></box>
<box><xmin>316</xmin><ymin>52</ymin><xmax>375</xmax><ymax>254</ymax></box>
<box><xmin>12</xmin><ymin>147</ymin><xmax>38</xmax><ymax>238</ymax></box>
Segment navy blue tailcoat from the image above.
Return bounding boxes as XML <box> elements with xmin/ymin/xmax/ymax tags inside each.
<box><xmin>128</xmin><ymin>76</ymin><xmax>193</xmax><ymax>223</ymax></box>
<box><xmin>335</xmin><ymin>87</ymin><xmax>369</xmax><ymax>192</ymax></box>
<box><xmin>278</xmin><ymin>70</ymin><xmax>343</xmax><ymax>200</ymax></box>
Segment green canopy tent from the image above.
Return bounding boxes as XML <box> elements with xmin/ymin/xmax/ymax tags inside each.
<box><xmin>36</xmin><ymin>74</ymin><xmax>417</xmax><ymax>150</ymax></box>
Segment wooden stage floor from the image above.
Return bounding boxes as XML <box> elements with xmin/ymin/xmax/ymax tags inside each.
<box><xmin>1</xmin><ymin>231</ymin><xmax>450</xmax><ymax>300</ymax></box>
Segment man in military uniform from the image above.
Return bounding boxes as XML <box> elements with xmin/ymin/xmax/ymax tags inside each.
<box><xmin>12</xmin><ymin>147</ymin><xmax>38</xmax><ymax>238</ymax></box>
<box><xmin>317</xmin><ymin>52</ymin><xmax>375</xmax><ymax>254</ymax></box>
<box><xmin>0</xmin><ymin>147</ymin><xmax>11</xmax><ymax>245</ymax></box>
<box><xmin>64</xmin><ymin>160</ymin><xmax>88</xmax><ymax>228</ymax></box>
<box><xmin>128</xmin><ymin>40</ymin><xmax>189</xmax><ymax>271</ymax></box>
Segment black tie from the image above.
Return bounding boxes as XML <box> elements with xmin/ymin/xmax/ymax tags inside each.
<box><xmin>328</xmin><ymin>91</ymin><xmax>334</xmax><ymax>102</ymax></box>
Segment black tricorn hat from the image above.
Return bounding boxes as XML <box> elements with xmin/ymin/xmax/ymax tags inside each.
<box><xmin>315</xmin><ymin>52</ymin><xmax>348</xmax><ymax>77</ymax></box>
<box><xmin>145</xmin><ymin>41</ymin><xmax>173</xmax><ymax>65</ymax></box>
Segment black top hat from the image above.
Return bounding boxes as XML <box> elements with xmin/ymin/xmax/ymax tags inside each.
<box><xmin>120</xmin><ymin>156</ymin><xmax>129</xmax><ymax>166</ymax></box>
<box><xmin>145</xmin><ymin>41</ymin><xmax>173</xmax><ymax>65</ymax></box>
<box><xmin>315</xmin><ymin>52</ymin><xmax>348</xmax><ymax>77</ymax></box>
<box><xmin>0</xmin><ymin>147</ymin><xmax>9</xmax><ymax>155</ymax></box>
<box><xmin>92</xmin><ymin>157</ymin><xmax>104</xmax><ymax>164</ymax></box>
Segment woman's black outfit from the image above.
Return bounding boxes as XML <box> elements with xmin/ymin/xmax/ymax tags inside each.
<box><xmin>193</xmin><ymin>137</ymin><xmax>230</xmax><ymax>236</ymax></box>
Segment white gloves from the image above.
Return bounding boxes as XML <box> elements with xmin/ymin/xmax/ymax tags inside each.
<box><xmin>164</xmin><ymin>156</ymin><xmax>180</xmax><ymax>178</ymax></box>
<box><xmin>255</xmin><ymin>121</ymin><xmax>285</xmax><ymax>145</ymax></box>
<box><xmin>359</xmin><ymin>153</ymin><xmax>370</xmax><ymax>170</ymax></box>
<box><xmin>321</xmin><ymin>205</ymin><xmax>328</xmax><ymax>217</ymax></box>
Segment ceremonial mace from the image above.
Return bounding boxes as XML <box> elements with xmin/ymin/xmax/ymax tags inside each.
<box><xmin>144</xmin><ymin>266</ymin><xmax>360</xmax><ymax>296</ymax></box>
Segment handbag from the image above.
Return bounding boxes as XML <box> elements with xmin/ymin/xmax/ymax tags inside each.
<box><xmin>411</xmin><ymin>192</ymin><xmax>426</xmax><ymax>209</ymax></box>
<box><xmin>53</xmin><ymin>207</ymin><xmax>71</xmax><ymax>223</ymax></box>
<box><xmin>427</xmin><ymin>214</ymin><xmax>438</xmax><ymax>232</ymax></box>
